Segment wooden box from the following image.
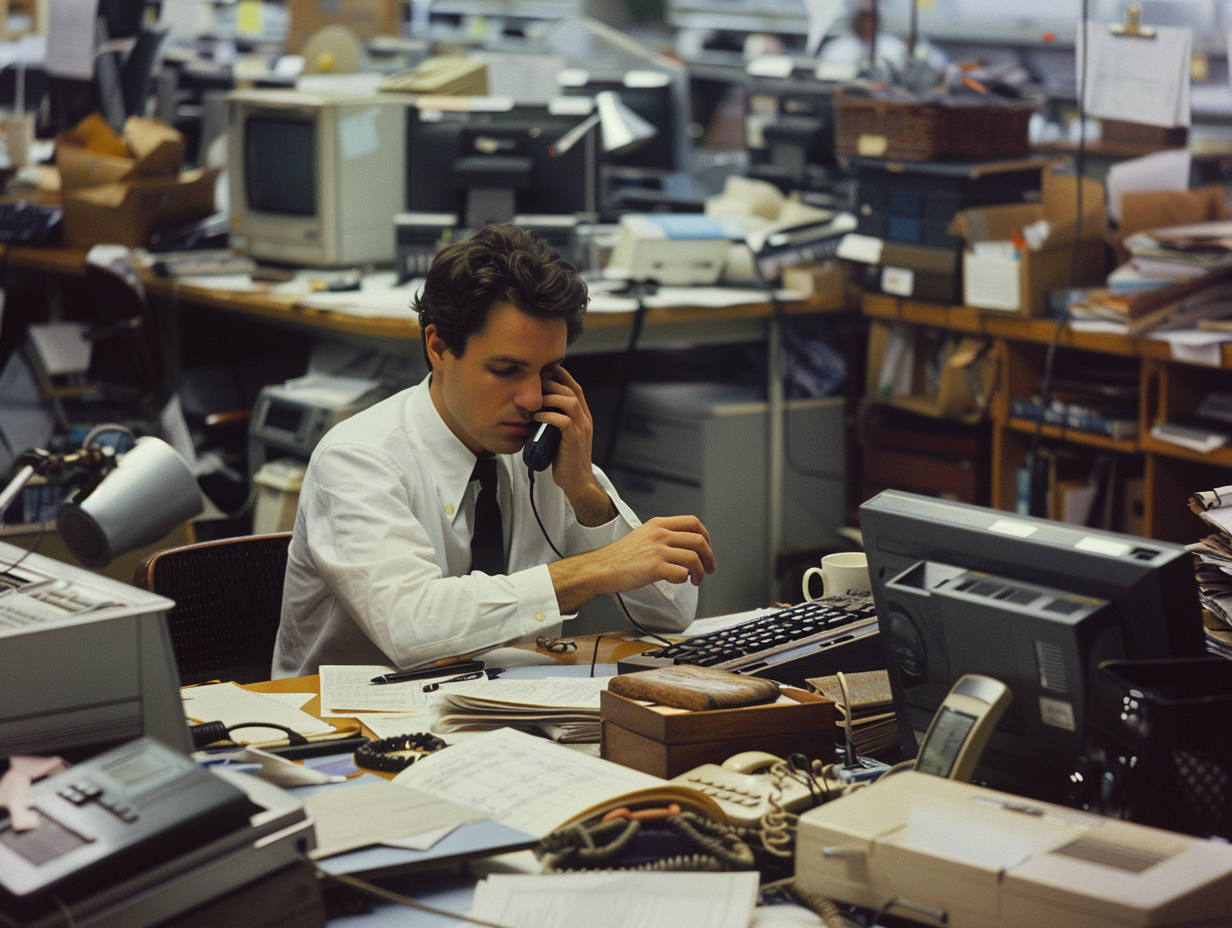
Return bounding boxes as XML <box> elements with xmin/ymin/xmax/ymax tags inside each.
<box><xmin>599</xmin><ymin>688</ymin><xmax>835</xmax><ymax>779</ymax></box>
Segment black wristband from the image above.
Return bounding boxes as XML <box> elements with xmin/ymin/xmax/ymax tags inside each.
<box><xmin>352</xmin><ymin>732</ymin><xmax>447</xmax><ymax>773</ymax></box>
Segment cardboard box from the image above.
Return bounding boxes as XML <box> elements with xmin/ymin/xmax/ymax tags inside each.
<box><xmin>61</xmin><ymin>168</ymin><xmax>219</xmax><ymax>249</ymax></box>
<box><xmin>950</xmin><ymin>172</ymin><xmax>1106</xmax><ymax>316</ymax></box>
<box><xmin>55</xmin><ymin>114</ymin><xmax>213</xmax><ymax>249</ymax></box>
<box><xmin>865</xmin><ymin>318</ymin><xmax>997</xmax><ymax>423</ymax></box>
<box><xmin>285</xmin><ymin>0</ymin><xmax>401</xmax><ymax>54</ymax></box>
<box><xmin>599</xmin><ymin>688</ymin><xmax>835</xmax><ymax>779</ymax></box>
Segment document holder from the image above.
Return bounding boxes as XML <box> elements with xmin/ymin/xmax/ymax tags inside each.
<box><xmin>1081</xmin><ymin>656</ymin><xmax>1232</xmax><ymax>841</ymax></box>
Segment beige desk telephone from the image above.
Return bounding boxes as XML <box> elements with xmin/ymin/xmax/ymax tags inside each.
<box><xmin>669</xmin><ymin>752</ymin><xmax>818</xmax><ymax>827</ymax></box>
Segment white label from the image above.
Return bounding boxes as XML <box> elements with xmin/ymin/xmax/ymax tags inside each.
<box><xmin>881</xmin><ymin>266</ymin><xmax>914</xmax><ymax>297</ymax></box>
<box><xmin>338</xmin><ymin>108</ymin><xmax>379</xmax><ymax>161</ymax></box>
<box><xmin>1075</xmin><ymin>536</ymin><xmax>1131</xmax><ymax>557</ymax></box>
<box><xmin>989</xmin><ymin>519</ymin><xmax>1038</xmax><ymax>538</ymax></box>
<box><xmin>624</xmin><ymin>70</ymin><xmax>670</xmax><ymax>88</ymax></box>
<box><xmin>1039</xmin><ymin>697</ymin><xmax>1077</xmax><ymax>731</ymax></box>
<box><xmin>836</xmin><ymin>233</ymin><xmax>883</xmax><ymax>265</ymax></box>
<box><xmin>548</xmin><ymin>96</ymin><xmax>594</xmax><ymax>117</ymax></box>
<box><xmin>746</xmin><ymin>55</ymin><xmax>795</xmax><ymax>79</ymax></box>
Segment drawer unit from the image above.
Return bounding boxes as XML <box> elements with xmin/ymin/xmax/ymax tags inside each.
<box><xmin>591</xmin><ymin>382</ymin><xmax>846</xmax><ymax>621</ymax></box>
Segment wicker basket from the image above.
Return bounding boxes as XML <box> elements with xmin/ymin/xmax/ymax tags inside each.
<box><xmin>835</xmin><ymin>90</ymin><xmax>1037</xmax><ymax>161</ymax></box>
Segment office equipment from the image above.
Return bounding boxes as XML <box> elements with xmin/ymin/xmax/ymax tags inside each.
<box><xmin>616</xmin><ymin>599</ymin><xmax>881</xmax><ymax>687</ymax></box>
<box><xmin>604</xmin><ymin>214</ymin><xmax>740</xmax><ymax>286</ymax></box>
<box><xmin>133</xmin><ymin>533</ymin><xmax>292</xmax><ymax>686</ymax></box>
<box><xmin>860</xmin><ymin>489</ymin><xmax>1206</xmax><ymax>804</ymax></box>
<box><xmin>405</xmin><ymin>98</ymin><xmax>599</xmax><ymax>229</ymax></box>
<box><xmin>247</xmin><ymin>376</ymin><xmax>387</xmax><ymax>477</ymax></box>
<box><xmin>912</xmin><ymin>673</ymin><xmax>1010</xmax><ymax>780</ymax></box>
<box><xmin>601</xmin><ymin>686</ymin><xmax>833</xmax><ymax>779</ymax></box>
<box><xmin>668</xmin><ymin>752</ymin><xmax>819</xmax><ymax>827</ymax></box>
<box><xmin>523</xmin><ymin>422</ymin><xmax>561</xmax><ymax>473</ymax></box>
<box><xmin>250</xmin><ymin>459</ymin><xmax>305</xmax><ymax>534</ymax></box>
<box><xmin>0</xmin><ymin>737</ymin><xmax>316</xmax><ymax>928</ymax></box>
<box><xmin>150</xmin><ymin>252</ymin><xmax>258</xmax><ymax>277</ymax></box>
<box><xmin>795</xmin><ymin>769</ymin><xmax>1232</xmax><ymax>928</ymax></box>
<box><xmin>0</xmin><ymin>539</ymin><xmax>190</xmax><ymax>762</ymax></box>
<box><xmin>393</xmin><ymin>211</ymin><xmax>460</xmax><ymax>281</ymax></box>
<box><xmin>379</xmin><ymin>56</ymin><xmax>487</xmax><ymax>95</ymax></box>
<box><xmin>743</xmin><ymin>73</ymin><xmax>838</xmax><ymax>192</ymax></box>
<box><xmin>602</xmin><ymin>382</ymin><xmax>847</xmax><ymax>619</ymax></box>
<box><xmin>226</xmin><ymin>89</ymin><xmax>408</xmax><ymax>266</ymax></box>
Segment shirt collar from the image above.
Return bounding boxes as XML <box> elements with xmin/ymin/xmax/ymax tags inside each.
<box><xmin>410</xmin><ymin>375</ymin><xmax>492</xmax><ymax>523</ymax></box>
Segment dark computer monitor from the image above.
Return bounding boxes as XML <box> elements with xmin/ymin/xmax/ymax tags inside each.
<box><xmin>405</xmin><ymin>103</ymin><xmax>599</xmax><ymax>228</ymax></box>
<box><xmin>860</xmin><ymin>489</ymin><xmax>1206</xmax><ymax>805</ymax></box>
<box><xmin>745</xmin><ymin>75</ymin><xmax>838</xmax><ymax>193</ymax></box>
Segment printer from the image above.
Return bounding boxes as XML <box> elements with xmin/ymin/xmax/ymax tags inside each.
<box><xmin>796</xmin><ymin>770</ymin><xmax>1232</xmax><ymax>928</ymax></box>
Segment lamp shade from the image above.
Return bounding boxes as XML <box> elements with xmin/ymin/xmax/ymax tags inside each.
<box><xmin>594</xmin><ymin>90</ymin><xmax>656</xmax><ymax>155</ymax></box>
<box><xmin>58</xmin><ymin>437</ymin><xmax>203</xmax><ymax>568</ymax></box>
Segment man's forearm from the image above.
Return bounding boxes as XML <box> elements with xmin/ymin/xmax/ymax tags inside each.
<box><xmin>547</xmin><ymin>549</ymin><xmax>610</xmax><ymax>615</ymax></box>
<box><xmin>565</xmin><ymin>480</ymin><xmax>618</xmax><ymax>527</ymax></box>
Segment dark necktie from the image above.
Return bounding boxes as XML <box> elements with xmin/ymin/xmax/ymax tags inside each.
<box><xmin>469</xmin><ymin>455</ymin><xmax>504</xmax><ymax>575</ymax></box>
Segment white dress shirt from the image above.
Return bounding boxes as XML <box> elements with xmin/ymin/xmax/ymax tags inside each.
<box><xmin>272</xmin><ymin>376</ymin><xmax>697</xmax><ymax>677</ymax></box>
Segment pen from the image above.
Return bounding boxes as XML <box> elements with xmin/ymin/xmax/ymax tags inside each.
<box><xmin>370</xmin><ymin>660</ymin><xmax>485</xmax><ymax>685</ymax></box>
<box><xmin>423</xmin><ymin>668</ymin><xmax>505</xmax><ymax>693</ymax></box>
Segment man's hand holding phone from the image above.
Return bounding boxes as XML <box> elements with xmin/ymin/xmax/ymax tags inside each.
<box><xmin>531</xmin><ymin>365</ymin><xmax>614</xmax><ymax>526</ymax></box>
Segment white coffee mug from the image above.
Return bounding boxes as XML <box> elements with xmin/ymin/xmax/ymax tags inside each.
<box><xmin>803</xmin><ymin>552</ymin><xmax>870</xmax><ymax>602</ymax></box>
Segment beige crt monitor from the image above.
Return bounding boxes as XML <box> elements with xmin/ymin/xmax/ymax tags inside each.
<box><xmin>796</xmin><ymin>771</ymin><xmax>1232</xmax><ymax>928</ymax></box>
<box><xmin>226</xmin><ymin>89</ymin><xmax>408</xmax><ymax>266</ymax></box>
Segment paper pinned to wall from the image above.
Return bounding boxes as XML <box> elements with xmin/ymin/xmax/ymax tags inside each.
<box><xmin>1078</xmin><ymin>21</ymin><xmax>1192</xmax><ymax>128</ymax></box>
<box><xmin>45</xmin><ymin>0</ymin><xmax>100</xmax><ymax>80</ymax></box>
<box><xmin>1106</xmin><ymin>149</ymin><xmax>1192</xmax><ymax>224</ymax></box>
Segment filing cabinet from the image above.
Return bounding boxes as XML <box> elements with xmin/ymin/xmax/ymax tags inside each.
<box><xmin>602</xmin><ymin>382</ymin><xmax>846</xmax><ymax>619</ymax></box>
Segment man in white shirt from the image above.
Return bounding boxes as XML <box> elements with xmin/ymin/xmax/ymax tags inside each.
<box><xmin>273</xmin><ymin>224</ymin><xmax>716</xmax><ymax>677</ymax></box>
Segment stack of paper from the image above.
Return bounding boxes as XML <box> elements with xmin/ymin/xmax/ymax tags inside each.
<box><xmin>433</xmin><ymin>677</ymin><xmax>610</xmax><ymax>743</ymax></box>
<box><xmin>806</xmin><ymin>670</ymin><xmax>898</xmax><ymax>756</ymax></box>
<box><xmin>1185</xmin><ymin>486</ymin><xmax>1232</xmax><ymax>658</ymax></box>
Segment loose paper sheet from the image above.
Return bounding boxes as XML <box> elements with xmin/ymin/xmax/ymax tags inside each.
<box><xmin>468</xmin><ymin>872</ymin><xmax>760</xmax><ymax>928</ymax></box>
<box><xmin>319</xmin><ymin>664</ymin><xmax>490</xmax><ymax>715</ymax></box>
<box><xmin>45</xmin><ymin>0</ymin><xmax>99</xmax><ymax>80</ymax></box>
<box><xmin>180</xmin><ymin>682</ymin><xmax>335</xmax><ymax>739</ymax></box>
<box><xmin>304</xmin><ymin>779</ymin><xmax>486</xmax><ymax>858</ymax></box>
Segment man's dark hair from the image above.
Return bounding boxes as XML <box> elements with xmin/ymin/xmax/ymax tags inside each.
<box><xmin>412</xmin><ymin>223</ymin><xmax>588</xmax><ymax>364</ymax></box>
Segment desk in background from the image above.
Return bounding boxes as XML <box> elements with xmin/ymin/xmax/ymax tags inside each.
<box><xmin>4</xmin><ymin>243</ymin><xmax>856</xmax><ymax>610</ymax></box>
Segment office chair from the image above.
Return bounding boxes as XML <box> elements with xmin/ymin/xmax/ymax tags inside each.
<box><xmin>134</xmin><ymin>532</ymin><xmax>292</xmax><ymax>685</ymax></box>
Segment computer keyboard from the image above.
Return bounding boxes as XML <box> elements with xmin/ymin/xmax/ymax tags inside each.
<box><xmin>616</xmin><ymin>596</ymin><xmax>884</xmax><ymax>688</ymax></box>
<box><xmin>0</xmin><ymin>202</ymin><xmax>62</xmax><ymax>245</ymax></box>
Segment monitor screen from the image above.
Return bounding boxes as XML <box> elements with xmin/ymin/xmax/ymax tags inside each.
<box><xmin>860</xmin><ymin>489</ymin><xmax>1205</xmax><ymax>804</ymax></box>
<box><xmin>245</xmin><ymin>115</ymin><xmax>316</xmax><ymax>216</ymax></box>
<box><xmin>406</xmin><ymin>105</ymin><xmax>596</xmax><ymax>224</ymax></box>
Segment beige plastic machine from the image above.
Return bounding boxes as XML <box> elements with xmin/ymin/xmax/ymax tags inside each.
<box><xmin>795</xmin><ymin>771</ymin><xmax>1232</xmax><ymax>928</ymax></box>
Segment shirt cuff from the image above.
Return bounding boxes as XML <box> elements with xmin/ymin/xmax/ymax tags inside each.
<box><xmin>510</xmin><ymin>563</ymin><xmax>562</xmax><ymax>629</ymax></box>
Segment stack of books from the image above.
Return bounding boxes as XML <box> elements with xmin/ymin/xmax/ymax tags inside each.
<box><xmin>1186</xmin><ymin>486</ymin><xmax>1232</xmax><ymax>659</ymax></box>
<box><xmin>1010</xmin><ymin>373</ymin><xmax>1140</xmax><ymax>441</ymax></box>
<box><xmin>805</xmin><ymin>669</ymin><xmax>898</xmax><ymax>757</ymax></box>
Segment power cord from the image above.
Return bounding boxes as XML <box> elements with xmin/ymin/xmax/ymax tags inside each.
<box><xmin>1026</xmin><ymin>0</ymin><xmax>1090</xmax><ymax>517</ymax></box>
<box><xmin>527</xmin><ymin>468</ymin><xmax>673</xmax><ymax>649</ymax></box>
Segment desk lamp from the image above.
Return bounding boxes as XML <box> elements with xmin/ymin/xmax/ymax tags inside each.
<box><xmin>549</xmin><ymin>90</ymin><xmax>657</xmax><ymax>159</ymax></box>
<box><xmin>0</xmin><ymin>435</ymin><xmax>203</xmax><ymax>568</ymax></box>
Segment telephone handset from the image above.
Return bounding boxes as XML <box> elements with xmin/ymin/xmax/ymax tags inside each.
<box><xmin>668</xmin><ymin>751</ymin><xmax>818</xmax><ymax>828</ymax></box>
<box><xmin>913</xmin><ymin>673</ymin><xmax>1011</xmax><ymax>782</ymax></box>
<box><xmin>523</xmin><ymin>421</ymin><xmax>562</xmax><ymax>472</ymax></box>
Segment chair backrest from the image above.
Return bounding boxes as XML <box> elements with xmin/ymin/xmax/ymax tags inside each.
<box><xmin>134</xmin><ymin>533</ymin><xmax>292</xmax><ymax>686</ymax></box>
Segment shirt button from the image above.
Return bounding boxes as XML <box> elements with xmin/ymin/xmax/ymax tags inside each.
<box><xmin>444</xmin><ymin>504</ymin><xmax>454</xmax><ymax>515</ymax></box>
<box><xmin>535</xmin><ymin>613</ymin><xmax>546</xmax><ymax>622</ymax></box>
